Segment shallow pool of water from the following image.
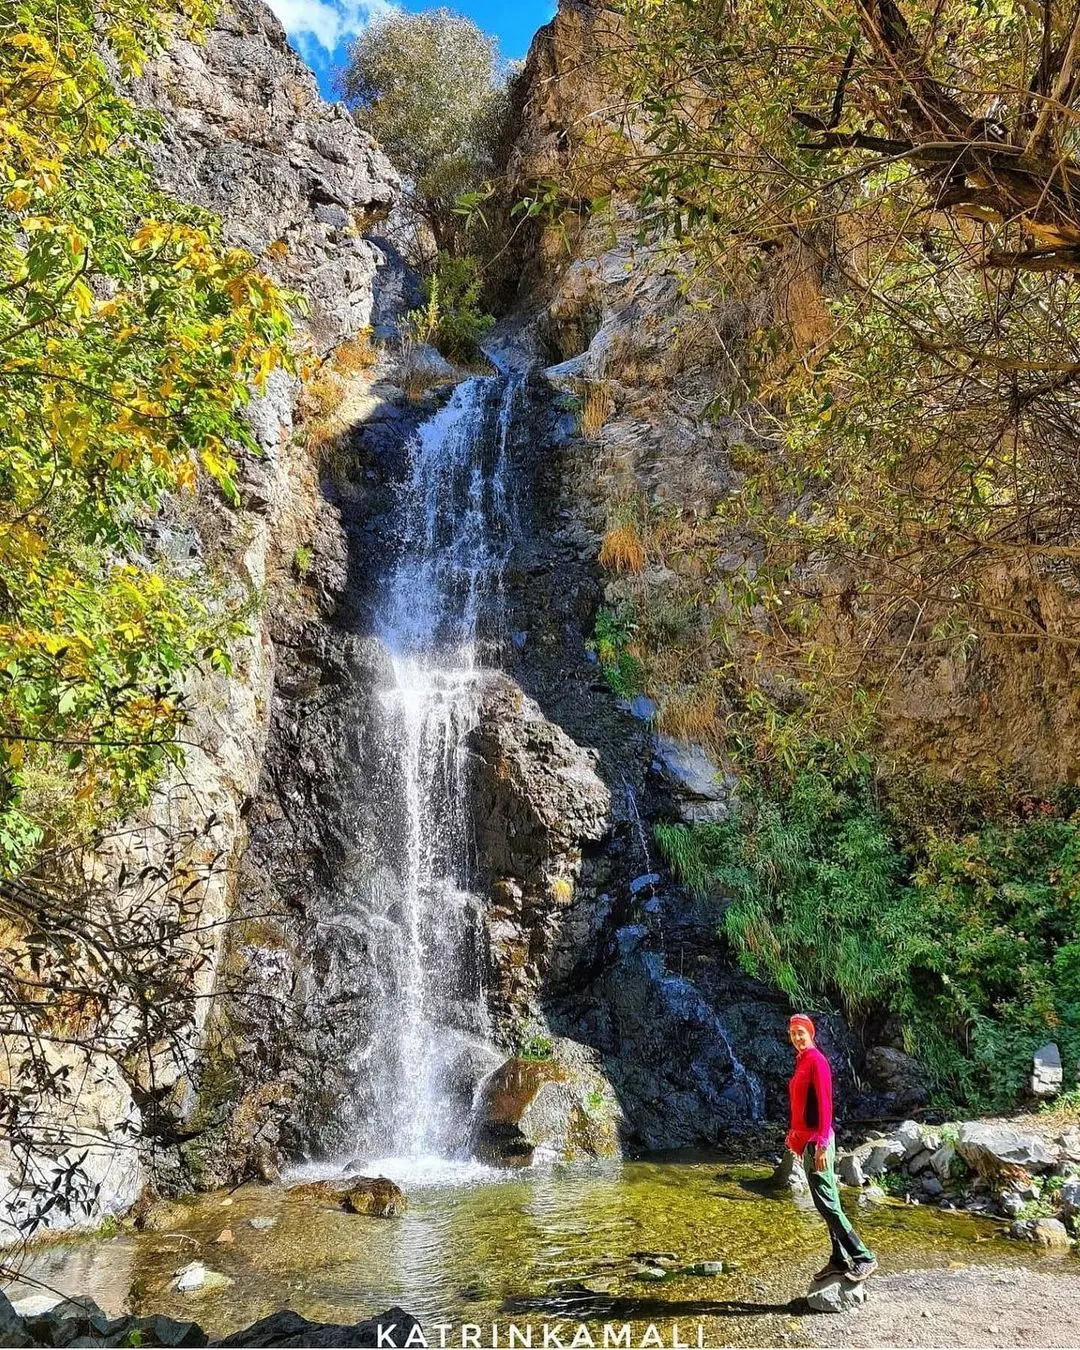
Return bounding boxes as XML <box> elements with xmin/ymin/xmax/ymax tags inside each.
<box><xmin>7</xmin><ymin>1156</ymin><xmax>1072</xmax><ymax>1346</ymax></box>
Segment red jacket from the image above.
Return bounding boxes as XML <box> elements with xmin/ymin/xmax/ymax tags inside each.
<box><xmin>787</xmin><ymin>1045</ymin><xmax>834</xmax><ymax>1152</ymax></box>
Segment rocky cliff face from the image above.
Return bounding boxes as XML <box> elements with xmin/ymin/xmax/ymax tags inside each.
<box><xmin>0</xmin><ymin>0</ymin><xmax>399</xmax><ymax>1238</ymax></box>
<box><xmin>505</xmin><ymin>0</ymin><xmax>1080</xmax><ymax>789</ymax></box>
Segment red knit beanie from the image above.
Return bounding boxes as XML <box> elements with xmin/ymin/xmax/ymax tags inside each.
<box><xmin>789</xmin><ymin>1013</ymin><xmax>816</xmax><ymax>1039</ymax></box>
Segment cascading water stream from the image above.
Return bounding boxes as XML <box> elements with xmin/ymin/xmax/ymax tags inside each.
<box><xmin>363</xmin><ymin>372</ymin><xmax>520</xmax><ymax>1169</ymax></box>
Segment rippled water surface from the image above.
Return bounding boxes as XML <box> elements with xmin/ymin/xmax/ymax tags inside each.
<box><xmin>9</xmin><ymin>1157</ymin><xmax>1071</xmax><ymax>1345</ymax></box>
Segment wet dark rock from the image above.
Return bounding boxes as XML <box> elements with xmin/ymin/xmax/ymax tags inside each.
<box><xmin>864</xmin><ymin>1046</ymin><xmax>929</xmax><ymax>1111</ymax></box>
<box><xmin>649</xmin><ymin>735</ymin><xmax>736</xmax><ymax>825</ymax></box>
<box><xmin>12</xmin><ymin>1296</ymin><xmax>206</xmax><ymax>1348</ymax></box>
<box><xmin>0</xmin><ymin>1292</ymin><xmax>30</xmax><ymax>1350</ymax></box>
<box><xmin>287</xmin><ymin>1176</ymin><xmax>407</xmax><ymax>1216</ymax></box>
<box><xmin>342</xmin><ymin>1176</ymin><xmax>408</xmax><ymax>1217</ymax></box>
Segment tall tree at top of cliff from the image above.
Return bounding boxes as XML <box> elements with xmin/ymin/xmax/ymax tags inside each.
<box><xmin>0</xmin><ymin>0</ymin><xmax>293</xmax><ymax>878</ymax></box>
<box><xmin>341</xmin><ymin>8</ymin><xmax>509</xmax><ymax>254</ymax></box>
<box><xmin>598</xmin><ymin>0</ymin><xmax>1080</xmax><ymax>758</ymax></box>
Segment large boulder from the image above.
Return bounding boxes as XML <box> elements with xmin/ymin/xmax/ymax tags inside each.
<box><xmin>342</xmin><ymin>1177</ymin><xmax>408</xmax><ymax>1217</ymax></box>
<box><xmin>1030</xmin><ymin>1043</ymin><xmax>1063</xmax><ymax>1098</ymax></box>
<box><xmin>649</xmin><ymin>735</ymin><xmax>736</xmax><ymax>825</ymax></box>
<box><xmin>863</xmin><ymin>1046</ymin><xmax>929</xmax><ymax>1111</ymax></box>
<box><xmin>956</xmin><ymin>1122</ymin><xmax>1058</xmax><ymax>1174</ymax></box>
<box><xmin>467</xmin><ymin>677</ymin><xmax>611</xmax><ymax>1026</ymax></box>
<box><xmin>470</xmin><ymin>1038</ymin><xmax>624</xmax><ymax>1165</ymax></box>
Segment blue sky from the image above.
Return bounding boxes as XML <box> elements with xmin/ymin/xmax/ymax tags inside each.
<box><xmin>267</xmin><ymin>0</ymin><xmax>557</xmax><ymax>100</ymax></box>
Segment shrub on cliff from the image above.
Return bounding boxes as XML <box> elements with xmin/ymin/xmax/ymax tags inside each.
<box><xmin>0</xmin><ymin>0</ymin><xmax>294</xmax><ymax>1236</ymax></box>
<box><xmin>341</xmin><ymin>8</ymin><xmax>509</xmax><ymax>255</ymax></box>
<box><xmin>656</xmin><ymin>772</ymin><xmax>1080</xmax><ymax>1111</ymax></box>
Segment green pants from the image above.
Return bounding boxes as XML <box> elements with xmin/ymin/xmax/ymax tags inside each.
<box><xmin>801</xmin><ymin>1140</ymin><xmax>875</xmax><ymax>1267</ymax></box>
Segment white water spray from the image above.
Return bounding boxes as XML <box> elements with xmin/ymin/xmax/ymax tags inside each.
<box><xmin>368</xmin><ymin>374</ymin><xmax>520</xmax><ymax>1165</ymax></box>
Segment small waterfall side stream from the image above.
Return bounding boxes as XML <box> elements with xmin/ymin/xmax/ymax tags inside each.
<box><xmin>328</xmin><ymin>372</ymin><xmax>521</xmax><ymax>1178</ymax></box>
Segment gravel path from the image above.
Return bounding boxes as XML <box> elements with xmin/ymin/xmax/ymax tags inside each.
<box><xmin>792</xmin><ymin>1264</ymin><xmax>1080</xmax><ymax>1348</ymax></box>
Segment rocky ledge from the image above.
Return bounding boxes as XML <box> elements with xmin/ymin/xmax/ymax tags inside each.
<box><xmin>833</xmin><ymin>1116</ymin><xmax>1080</xmax><ymax>1246</ymax></box>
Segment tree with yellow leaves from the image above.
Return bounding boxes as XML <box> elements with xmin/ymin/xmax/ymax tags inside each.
<box><xmin>0</xmin><ymin>0</ymin><xmax>293</xmax><ymax>877</ymax></box>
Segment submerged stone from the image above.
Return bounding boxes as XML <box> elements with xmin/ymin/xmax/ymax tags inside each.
<box><xmin>286</xmin><ymin>1176</ymin><xmax>407</xmax><ymax>1217</ymax></box>
<box><xmin>342</xmin><ymin>1177</ymin><xmax>408</xmax><ymax>1217</ymax></box>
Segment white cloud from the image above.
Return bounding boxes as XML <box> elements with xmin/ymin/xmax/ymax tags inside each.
<box><xmin>265</xmin><ymin>0</ymin><xmax>399</xmax><ymax>55</ymax></box>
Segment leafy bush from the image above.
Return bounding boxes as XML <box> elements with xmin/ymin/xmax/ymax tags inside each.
<box><xmin>342</xmin><ymin>10</ymin><xmax>508</xmax><ymax>254</ymax></box>
<box><xmin>589</xmin><ymin>604</ymin><xmax>645</xmax><ymax>698</ymax></box>
<box><xmin>518</xmin><ymin>1023</ymin><xmax>554</xmax><ymax>1061</ymax></box>
<box><xmin>407</xmin><ymin>252</ymin><xmax>494</xmax><ymax>363</ymax></box>
<box><xmin>656</xmin><ymin>769</ymin><xmax>1080</xmax><ymax>1111</ymax></box>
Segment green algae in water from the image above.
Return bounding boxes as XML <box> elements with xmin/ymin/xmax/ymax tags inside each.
<box><xmin>7</xmin><ymin>1159</ymin><xmax>1072</xmax><ymax>1348</ymax></box>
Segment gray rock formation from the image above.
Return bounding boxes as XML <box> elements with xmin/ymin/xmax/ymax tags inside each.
<box><xmin>1030</xmin><ymin>1042</ymin><xmax>1063</xmax><ymax>1098</ymax></box>
<box><xmin>806</xmin><ymin>1275</ymin><xmax>869</xmax><ymax>1313</ymax></box>
<box><xmin>650</xmin><ymin>735</ymin><xmax>736</xmax><ymax>825</ymax></box>
<box><xmin>956</xmin><ymin>1122</ymin><xmax>1058</xmax><ymax>1173</ymax></box>
<box><xmin>467</xmin><ymin>675</ymin><xmax>612</xmax><ymax>1028</ymax></box>
<box><xmin>131</xmin><ymin>0</ymin><xmax>397</xmax><ymax>353</ymax></box>
<box><xmin>0</xmin><ymin>0</ymin><xmax>400</xmax><ymax>1239</ymax></box>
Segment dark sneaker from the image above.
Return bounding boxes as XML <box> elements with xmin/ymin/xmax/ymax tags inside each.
<box><xmin>813</xmin><ymin>1261</ymin><xmax>850</xmax><ymax>1281</ymax></box>
<box><xmin>844</xmin><ymin>1257</ymin><xmax>879</xmax><ymax>1282</ymax></box>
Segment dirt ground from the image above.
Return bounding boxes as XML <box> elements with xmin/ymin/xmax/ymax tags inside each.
<box><xmin>788</xmin><ymin>1264</ymin><xmax>1080</xmax><ymax>1349</ymax></box>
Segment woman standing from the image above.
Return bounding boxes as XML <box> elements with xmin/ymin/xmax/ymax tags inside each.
<box><xmin>786</xmin><ymin>1013</ymin><xmax>878</xmax><ymax>1282</ymax></box>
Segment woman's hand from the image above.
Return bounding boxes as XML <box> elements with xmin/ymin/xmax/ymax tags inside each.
<box><xmin>814</xmin><ymin>1145</ymin><xmax>828</xmax><ymax>1173</ymax></box>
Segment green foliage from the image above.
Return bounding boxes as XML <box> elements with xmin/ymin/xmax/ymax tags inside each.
<box><xmin>341</xmin><ymin>9</ymin><xmax>508</xmax><ymax>252</ymax></box>
<box><xmin>656</xmin><ymin>769</ymin><xmax>1080</xmax><ymax>1112</ymax></box>
<box><xmin>517</xmin><ymin>1022</ymin><xmax>554</xmax><ymax>1061</ymax></box>
<box><xmin>406</xmin><ymin>252</ymin><xmax>494</xmax><ymax>363</ymax></box>
<box><xmin>0</xmin><ymin>0</ymin><xmax>295</xmax><ymax>877</ymax></box>
<box><xmin>293</xmin><ymin>545</ymin><xmax>313</xmax><ymax>577</ymax></box>
<box><xmin>588</xmin><ymin>604</ymin><xmax>645</xmax><ymax>698</ymax></box>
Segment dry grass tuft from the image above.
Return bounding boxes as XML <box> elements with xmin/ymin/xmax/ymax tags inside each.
<box><xmin>333</xmin><ymin>328</ymin><xmax>378</xmax><ymax>375</ymax></box>
<box><xmin>578</xmin><ymin>380</ymin><xmax>612</xmax><ymax>440</ymax></box>
<box><xmin>656</xmin><ymin>683</ymin><xmax>722</xmax><ymax>743</ymax></box>
<box><xmin>599</xmin><ymin>521</ymin><xmax>647</xmax><ymax>573</ymax></box>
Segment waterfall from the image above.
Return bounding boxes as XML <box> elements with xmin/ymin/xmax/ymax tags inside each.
<box><xmin>361</xmin><ymin>373</ymin><xmax>519</xmax><ymax>1167</ymax></box>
